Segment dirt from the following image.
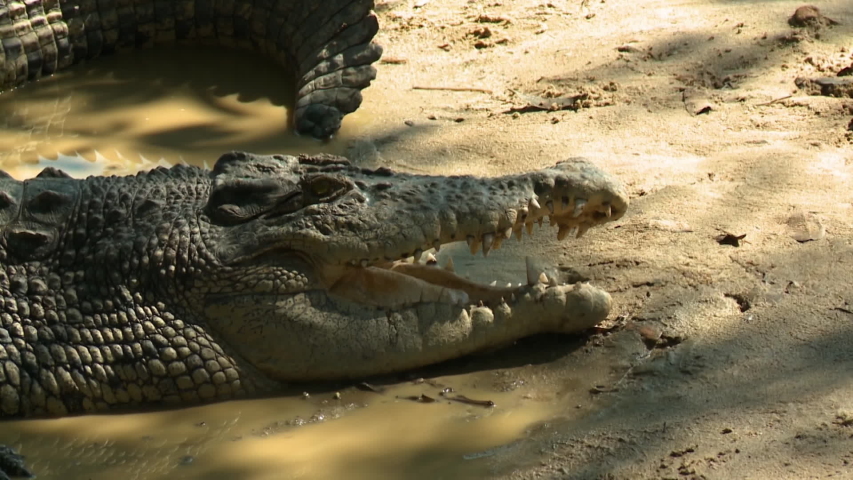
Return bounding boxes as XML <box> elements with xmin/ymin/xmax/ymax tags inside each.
<box><xmin>347</xmin><ymin>0</ymin><xmax>853</xmax><ymax>478</ymax></box>
<box><xmin>1</xmin><ymin>1</ymin><xmax>853</xmax><ymax>479</ymax></box>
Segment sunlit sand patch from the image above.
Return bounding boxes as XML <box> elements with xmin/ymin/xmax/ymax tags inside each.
<box><xmin>808</xmin><ymin>151</ymin><xmax>850</xmax><ymax>180</ymax></box>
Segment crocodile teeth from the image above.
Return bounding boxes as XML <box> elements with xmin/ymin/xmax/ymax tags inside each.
<box><xmin>489</xmin><ymin>280</ymin><xmax>497</xmax><ymax>286</ymax></box>
<box><xmin>518</xmin><ymin>206</ymin><xmax>529</xmax><ymax>222</ymax></box>
<box><xmin>433</xmin><ymin>240</ymin><xmax>441</xmax><ymax>252</ymax></box>
<box><xmin>414</xmin><ymin>249</ymin><xmax>423</xmax><ymax>263</ymax></box>
<box><xmin>482</xmin><ymin>233</ymin><xmax>494</xmax><ymax>257</ymax></box>
<box><xmin>444</xmin><ymin>257</ymin><xmax>455</xmax><ymax>272</ymax></box>
<box><xmin>425</xmin><ymin>252</ymin><xmax>438</xmax><ymax>265</ymax></box>
<box><xmin>492</xmin><ymin>235</ymin><xmax>504</xmax><ymax>250</ymax></box>
<box><xmin>604</xmin><ymin>204</ymin><xmax>612</xmax><ymax>218</ymax></box>
<box><xmin>576</xmin><ymin>224</ymin><xmax>590</xmax><ymax>238</ymax></box>
<box><xmin>538</xmin><ymin>272</ymin><xmax>549</xmax><ymax>284</ymax></box>
<box><xmin>557</xmin><ymin>225</ymin><xmax>572</xmax><ymax>241</ymax></box>
<box><xmin>514</xmin><ymin>226</ymin><xmax>523</xmax><ymax>241</ymax></box>
<box><xmin>573</xmin><ymin>199</ymin><xmax>586</xmax><ymax>218</ymax></box>
<box><xmin>503</xmin><ymin>227</ymin><xmax>512</xmax><ymax>239</ymax></box>
<box><xmin>525</xmin><ymin>222</ymin><xmax>534</xmax><ymax>235</ymax></box>
<box><xmin>529</xmin><ymin>197</ymin><xmax>541</xmax><ymax>210</ymax></box>
<box><xmin>548</xmin><ymin>275</ymin><xmax>558</xmax><ymax>287</ymax></box>
<box><xmin>545</xmin><ymin>200</ymin><xmax>554</xmax><ymax>214</ymax></box>
<box><xmin>467</xmin><ymin>235</ymin><xmax>480</xmax><ymax>255</ymax></box>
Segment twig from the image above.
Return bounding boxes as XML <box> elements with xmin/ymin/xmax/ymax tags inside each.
<box><xmin>755</xmin><ymin>94</ymin><xmax>792</xmax><ymax>106</ymax></box>
<box><xmin>380</xmin><ymin>56</ymin><xmax>408</xmax><ymax>65</ymax></box>
<box><xmin>412</xmin><ymin>85</ymin><xmax>493</xmax><ymax>94</ymax></box>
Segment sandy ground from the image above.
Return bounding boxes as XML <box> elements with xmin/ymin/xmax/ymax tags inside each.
<box><xmin>1</xmin><ymin>1</ymin><xmax>852</xmax><ymax>479</ymax></box>
<box><xmin>346</xmin><ymin>0</ymin><xmax>853</xmax><ymax>478</ymax></box>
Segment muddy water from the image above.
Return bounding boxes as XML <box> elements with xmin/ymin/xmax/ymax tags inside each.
<box><xmin>0</xmin><ymin>379</ymin><xmax>588</xmax><ymax>480</ymax></box>
<box><xmin>0</xmin><ymin>48</ymin><xmax>613</xmax><ymax>480</ymax></box>
<box><xmin>0</xmin><ymin>46</ymin><xmax>361</xmax><ymax>180</ymax></box>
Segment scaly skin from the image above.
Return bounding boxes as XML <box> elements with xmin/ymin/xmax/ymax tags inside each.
<box><xmin>0</xmin><ymin>151</ymin><xmax>628</xmax><ymax>424</ymax></box>
<box><xmin>0</xmin><ymin>151</ymin><xmax>628</xmax><ymax>477</ymax></box>
<box><xmin>0</xmin><ymin>0</ymin><xmax>383</xmax><ymax>138</ymax></box>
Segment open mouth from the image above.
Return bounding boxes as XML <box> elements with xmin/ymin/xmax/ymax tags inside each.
<box><xmin>326</xmin><ymin>191</ymin><xmax>621</xmax><ymax>310</ymax></box>
<box><xmin>330</xmin><ymin>253</ymin><xmax>580</xmax><ymax>311</ymax></box>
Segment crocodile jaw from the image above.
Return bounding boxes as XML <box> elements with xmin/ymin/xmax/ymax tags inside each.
<box><xmin>305</xmin><ymin>157</ymin><xmax>628</xmax><ymax>312</ymax></box>
<box><xmin>201</xmin><ymin>153</ymin><xmax>626</xmax><ymax>381</ymax></box>
<box><xmin>204</xmin><ymin>280</ymin><xmax>611</xmax><ymax>381</ymax></box>
<box><xmin>275</xmin><ymin>157</ymin><xmax>629</xmax><ymax>270</ymax></box>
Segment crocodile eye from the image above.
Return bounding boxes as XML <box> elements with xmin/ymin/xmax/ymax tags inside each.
<box><xmin>302</xmin><ymin>174</ymin><xmax>353</xmax><ymax>205</ymax></box>
<box><xmin>206</xmin><ymin>178</ymin><xmax>300</xmax><ymax>224</ymax></box>
<box><xmin>310</xmin><ymin>178</ymin><xmax>333</xmax><ymax>196</ymax></box>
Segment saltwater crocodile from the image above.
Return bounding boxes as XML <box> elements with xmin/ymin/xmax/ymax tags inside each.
<box><xmin>0</xmin><ymin>150</ymin><xmax>627</xmax><ymax>415</ymax></box>
<box><xmin>0</xmin><ymin>0</ymin><xmax>383</xmax><ymax>138</ymax></box>
<box><xmin>0</xmin><ymin>151</ymin><xmax>627</xmax><ymax>477</ymax></box>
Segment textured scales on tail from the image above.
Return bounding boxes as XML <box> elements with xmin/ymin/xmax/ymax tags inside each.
<box><xmin>0</xmin><ymin>0</ymin><xmax>383</xmax><ymax>138</ymax></box>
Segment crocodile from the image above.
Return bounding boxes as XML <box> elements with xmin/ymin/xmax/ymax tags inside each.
<box><xmin>0</xmin><ymin>151</ymin><xmax>627</xmax><ymax>477</ymax></box>
<box><xmin>0</xmin><ymin>0</ymin><xmax>383</xmax><ymax>139</ymax></box>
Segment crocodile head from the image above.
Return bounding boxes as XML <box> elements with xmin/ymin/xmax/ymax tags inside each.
<box><xmin>198</xmin><ymin>152</ymin><xmax>628</xmax><ymax>381</ymax></box>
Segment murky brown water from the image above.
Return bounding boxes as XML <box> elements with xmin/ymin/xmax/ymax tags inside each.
<box><xmin>1</xmin><ymin>379</ymin><xmax>579</xmax><ymax>480</ymax></box>
<box><xmin>0</xmin><ymin>47</ymin><xmax>612</xmax><ymax>480</ymax></box>
<box><xmin>0</xmin><ymin>46</ymin><xmax>361</xmax><ymax>180</ymax></box>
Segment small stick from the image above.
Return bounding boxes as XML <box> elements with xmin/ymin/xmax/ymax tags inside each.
<box><xmin>380</xmin><ymin>56</ymin><xmax>408</xmax><ymax>64</ymax></box>
<box><xmin>413</xmin><ymin>85</ymin><xmax>493</xmax><ymax>94</ymax></box>
<box><xmin>755</xmin><ymin>94</ymin><xmax>792</xmax><ymax>106</ymax></box>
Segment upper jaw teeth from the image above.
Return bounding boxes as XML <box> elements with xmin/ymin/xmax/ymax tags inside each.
<box><xmin>349</xmin><ymin>194</ymin><xmax>616</xmax><ymax>267</ymax></box>
<box><xmin>530</xmin><ymin>197</ymin><xmax>541</xmax><ymax>210</ymax></box>
<box><xmin>453</xmin><ymin>194</ymin><xmax>606</xmax><ymax>257</ymax></box>
<box><xmin>573</xmin><ymin>199</ymin><xmax>586</xmax><ymax>217</ymax></box>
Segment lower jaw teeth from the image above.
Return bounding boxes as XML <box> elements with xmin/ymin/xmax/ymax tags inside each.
<box><xmin>405</xmin><ymin>253</ymin><xmax>559</xmax><ymax>290</ymax></box>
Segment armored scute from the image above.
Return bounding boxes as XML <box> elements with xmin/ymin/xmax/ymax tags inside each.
<box><xmin>0</xmin><ymin>151</ymin><xmax>628</xmax><ymax>419</ymax></box>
